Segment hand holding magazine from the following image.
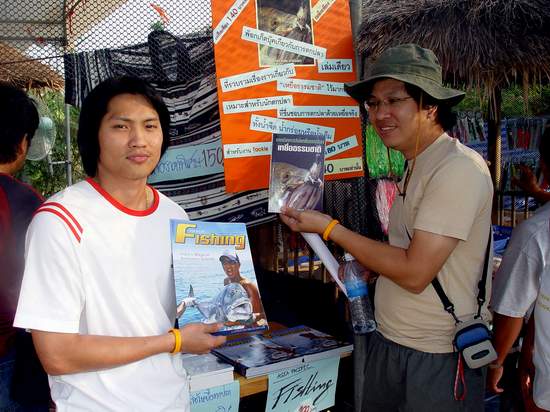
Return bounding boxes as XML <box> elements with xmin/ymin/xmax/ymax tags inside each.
<box><xmin>268</xmin><ymin>133</ymin><xmax>346</xmax><ymax>294</ymax></box>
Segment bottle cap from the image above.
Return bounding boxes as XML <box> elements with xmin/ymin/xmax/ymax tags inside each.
<box><xmin>344</xmin><ymin>252</ymin><xmax>354</xmax><ymax>261</ymax></box>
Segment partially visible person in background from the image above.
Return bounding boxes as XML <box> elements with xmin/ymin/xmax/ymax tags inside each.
<box><xmin>489</xmin><ymin>127</ymin><xmax>550</xmax><ymax>412</ymax></box>
<box><xmin>0</xmin><ymin>82</ymin><xmax>50</xmax><ymax>411</ymax></box>
<box><xmin>512</xmin><ymin>143</ymin><xmax>550</xmax><ymax>205</ymax></box>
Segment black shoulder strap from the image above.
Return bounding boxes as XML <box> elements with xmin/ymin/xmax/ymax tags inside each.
<box><xmin>475</xmin><ymin>228</ymin><xmax>493</xmax><ymax>318</ymax></box>
<box><xmin>431</xmin><ymin>228</ymin><xmax>492</xmax><ymax>324</ymax></box>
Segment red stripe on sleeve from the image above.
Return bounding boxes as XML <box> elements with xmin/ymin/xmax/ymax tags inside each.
<box><xmin>41</xmin><ymin>202</ymin><xmax>83</xmax><ymax>233</ymax></box>
<box><xmin>34</xmin><ymin>208</ymin><xmax>81</xmax><ymax>243</ymax></box>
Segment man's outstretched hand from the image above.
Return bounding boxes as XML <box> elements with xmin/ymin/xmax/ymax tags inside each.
<box><xmin>179</xmin><ymin>323</ymin><xmax>226</xmax><ymax>354</ymax></box>
<box><xmin>279</xmin><ymin>206</ymin><xmax>333</xmax><ymax>234</ymax></box>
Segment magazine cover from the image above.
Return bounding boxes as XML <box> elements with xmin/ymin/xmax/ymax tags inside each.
<box><xmin>268</xmin><ymin>133</ymin><xmax>325</xmax><ymax>213</ymax></box>
<box><xmin>212</xmin><ymin>325</ymin><xmax>352</xmax><ymax>378</ymax></box>
<box><xmin>171</xmin><ymin>220</ymin><xmax>268</xmax><ymax>335</ymax></box>
<box><xmin>212</xmin><ymin>335</ymin><xmax>302</xmax><ymax>378</ymax></box>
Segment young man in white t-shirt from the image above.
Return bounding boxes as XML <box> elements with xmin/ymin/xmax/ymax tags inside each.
<box><xmin>14</xmin><ymin>77</ymin><xmax>226</xmax><ymax>411</ymax></box>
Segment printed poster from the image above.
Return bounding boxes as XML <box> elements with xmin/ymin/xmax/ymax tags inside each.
<box><xmin>212</xmin><ymin>0</ymin><xmax>363</xmax><ymax>192</ymax></box>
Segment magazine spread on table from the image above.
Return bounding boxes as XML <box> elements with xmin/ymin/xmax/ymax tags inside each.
<box><xmin>170</xmin><ymin>219</ymin><xmax>268</xmax><ymax>335</ymax></box>
<box><xmin>211</xmin><ymin>325</ymin><xmax>353</xmax><ymax>378</ymax></box>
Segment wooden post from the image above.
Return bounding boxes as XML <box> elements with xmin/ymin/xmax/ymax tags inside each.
<box><xmin>487</xmin><ymin>86</ymin><xmax>502</xmax><ymax>222</ymax></box>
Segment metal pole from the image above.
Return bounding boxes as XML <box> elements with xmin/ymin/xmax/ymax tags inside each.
<box><xmin>348</xmin><ymin>0</ymin><xmax>363</xmax><ymax>78</ymax></box>
<box><xmin>348</xmin><ymin>4</ymin><xmax>367</xmax><ymax>412</ymax></box>
<box><xmin>488</xmin><ymin>87</ymin><xmax>502</xmax><ymax>224</ymax></box>
<box><xmin>64</xmin><ymin>103</ymin><xmax>73</xmax><ymax>186</ymax></box>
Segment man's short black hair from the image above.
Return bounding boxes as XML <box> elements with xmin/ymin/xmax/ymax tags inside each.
<box><xmin>0</xmin><ymin>82</ymin><xmax>39</xmax><ymax>164</ymax></box>
<box><xmin>77</xmin><ymin>76</ymin><xmax>171</xmax><ymax>177</ymax></box>
<box><xmin>403</xmin><ymin>83</ymin><xmax>458</xmax><ymax>131</ymax></box>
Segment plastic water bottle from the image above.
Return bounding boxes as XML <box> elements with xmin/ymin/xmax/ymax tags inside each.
<box><xmin>343</xmin><ymin>253</ymin><xmax>376</xmax><ymax>334</ymax></box>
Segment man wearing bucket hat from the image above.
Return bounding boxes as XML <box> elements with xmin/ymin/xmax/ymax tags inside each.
<box><xmin>280</xmin><ymin>44</ymin><xmax>493</xmax><ymax>411</ymax></box>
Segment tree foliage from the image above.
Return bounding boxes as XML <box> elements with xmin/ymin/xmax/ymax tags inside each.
<box><xmin>457</xmin><ymin>84</ymin><xmax>550</xmax><ymax>117</ymax></box>
<box><xmin>18</xmin><ymin>90</ymin><xmax>85</xmax><ymax>198</ymax></box>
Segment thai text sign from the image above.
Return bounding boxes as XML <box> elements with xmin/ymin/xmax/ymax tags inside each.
<box><xmin>212</xmin><ymin>0</ymin><xmax>363</xmax><ymax>192</ymax></box>
<box><xmin>266</xmin><ymin>357</ymin><xmax>340</xmax><ymax>412</ymax></box>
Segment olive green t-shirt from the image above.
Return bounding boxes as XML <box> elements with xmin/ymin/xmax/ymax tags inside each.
<box><xmin>375</xmin><ymin>133</ymin><xmax>494</xmax><ymax>353</ymax></box>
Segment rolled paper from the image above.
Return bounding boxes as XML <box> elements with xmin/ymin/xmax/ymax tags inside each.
<box><xmin>301</xmin><ymin>232</ymin><xmax>347</xmax><ymax>297</ymax></box>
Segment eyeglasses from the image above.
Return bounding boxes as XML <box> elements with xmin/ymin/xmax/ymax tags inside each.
<box><xmin>363</xmin><ymin>96</ymin><xmax>413</xmax><ymax>112</ymax></box>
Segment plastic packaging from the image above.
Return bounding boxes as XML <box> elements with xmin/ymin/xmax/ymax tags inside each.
<box><xmin>343</xmin><ymin>253</ymin><xmax>376</xmax><ymax>334</ymax></box>
<box><xmin>375</xmin><ymin>179</ymin><xmax>399</xmax><ymax>235</ymax></box>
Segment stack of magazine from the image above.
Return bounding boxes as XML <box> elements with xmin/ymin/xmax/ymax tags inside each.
<box><xmin>170</xmin><ymin>219</ymin><xmax>352</xmax><ymax>380</ymax></box>
<box><xmin>211</xmin><ymin>325</ymin><xmax>353</xmax><ymax>378</ymax></box>
<box><xmin>181</xmin><ymin>353</ymin><xmax>234</xmax><ymax>392</ymax></box>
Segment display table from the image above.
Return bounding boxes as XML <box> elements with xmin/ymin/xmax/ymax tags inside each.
<box><xmin>229</xmin><ymin>323</ymin><xmax>352</xmax><ymax>398</ymax></box>
<box><xmin>236</xmin><ymin>373</ymin><xmax>270</xmax><ymax>398</ymax></box>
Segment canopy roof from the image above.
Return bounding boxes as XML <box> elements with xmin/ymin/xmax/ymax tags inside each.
<box><xmin>0</xmin><ymin>42</ymin><xmax>64</xmax><ymax>89</ymax></box>
<box><xmin>357</xmin><ymin>0</ymin><xmax>550</xmax><ymax>91</ymax></box>
<box><xmin>0</xmin><ymin>0</ymin><xmax>126</xmax><ymax>89</ymax></box>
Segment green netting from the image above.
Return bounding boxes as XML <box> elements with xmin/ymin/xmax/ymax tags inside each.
<box><xmin>365</xmin><ymin>124</ymin><xmax>405</xmax><ymax>179</ymax></box>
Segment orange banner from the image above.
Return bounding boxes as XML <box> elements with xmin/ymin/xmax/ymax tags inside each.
<box><xmin>212</xmin><ymin>0</ymin><xmax>363</xmax><ymax>192</ymax></box>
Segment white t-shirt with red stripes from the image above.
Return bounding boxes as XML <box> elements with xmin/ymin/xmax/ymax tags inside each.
<box><xmin>14</xmin><ymin>178</ymin><xmax>190</xmax><ymax>412</ymax></box>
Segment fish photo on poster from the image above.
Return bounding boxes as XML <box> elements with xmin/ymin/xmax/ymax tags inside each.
<box><xmin>256</xmin><ymin>0</ymin><xmax>315</xmax><ymax>66</ymax></box>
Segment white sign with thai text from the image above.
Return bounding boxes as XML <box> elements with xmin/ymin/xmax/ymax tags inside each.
<box><xmin>220</xmin><ymin>64</ymin><xmax>296</xmax><ymax>92</ymax></box>
<box><xmin>222</xmin><ymin>95</ymin><xmax>293</xmax><ymax>114</ymax></box>
<box><xmin>312</xmin><ymin>0</ymin><xmax>337</xmax><ymax>21</ymax></box>
<box><xmin>250</xmin><ymin>114</ymin><xmax>335</xmax><ymax>142</ymax></box>
<box><xmin>277</xmin><ymin>105</ymin><xmax>359</xmax><ymax>119</ymax></box>
<box><xmin>212</xmin><ymin>0</ymin><xmax>249</xmax><ymax>44</ymax></box>
<box><xmin>325</xmin><ymin>135</ymin><xmax>359</xmax><ymax>159</ymax></box>
<box><xmin>223</xmin><ymin>142</ymin><xmax>272</xmax><ymax>159</ymax></box>
<box><xmin>277</xmin><ymin>78</ymin><xmax>348</xmax><ymax>96</ymax></box>
<box><xmin>325</xmin><ymin>156</ymin><xmax>363</xmax><ymax>176</ymax></box>
<box><xmin>241</xmin><ymin>26</ymin><xmax>327</xmax><ymax>61</ymax></box>
<box><xmin>318</xmin><ymin>59</ymin><xmax>353</xmax><ymax>73</ymax></box>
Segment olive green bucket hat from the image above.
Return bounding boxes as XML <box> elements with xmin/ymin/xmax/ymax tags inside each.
<box><xmin>345</xmin><ymin>43</ymin><xmax>465</xmax><ymax>107</ymax></box>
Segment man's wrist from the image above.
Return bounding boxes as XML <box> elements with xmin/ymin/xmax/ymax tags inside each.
<box><xmin>488</xmin><ymin>362</ymin><xmax>503</xmax><ymax>369</ymax></box>
<box><xmin>168</xmin><ymin>328</ymin><xmax>182</xmax><ymax>354</ymax></box>
<box><xmin>322</xmin><ymin>219</ymin><xmax>339</xmax><ymax>241</ymax></box>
